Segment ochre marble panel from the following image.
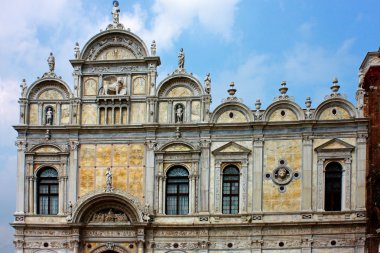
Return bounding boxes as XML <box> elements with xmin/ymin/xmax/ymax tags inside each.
<box><xmin>83</xmin><ymin>77</ymin><xmax>98</xmax><ymax>96</ymax></box>
<box><xmin>96</xmin><ymin>144</ymin><xmax>112</xmax><ymax>167</ymax></box>
<box><xmin>128</xmin><ymin>167</ymin><xmax>144</xmax><ymax>199</ymax></box>
<box><xmin>82</xmin><ymin>104</ymin><xmax>97</xmax><ymax>125</ymax></box>
<box><xmin>216</xmin><ymin>110</ymin><xmax>247</xmax><ymax>123</ymax></box>
<box><xmin>122</xmin><ymin>108</ymin><xmax>128</xmax><ymax>124</ymax></box>
<box><xmin>132</xmin><ymin>76</ymin><xmax>147</xmax><ymax>95</ymax></box>
<box><xmin>158</xmin><ymin>102</ymin><xmax>168</xmax><ymax>123</ymax></box>
<box><xmin>319</xmin><ymin>106</ymin><xmax>350</xmax><ymax>120</ymax></box>
<box><xmin>79</xmin><ymin>167</ymin><xmax>95</xmax><ymax>196</ymax></box>
<box><xmin>129</xmin><ymin>144</ymin><xmax>144</xmax><ymax>166</ymax></box>
<box><xmin>263</xmin><ymin>139</ymin><xmax>302</xmax><ymax>212</ymax></box>
<box><xmin>96</xmin><ymin>47</ymin><xmax>136</xmax><ymax>60</ymax></box>
<box><xmin>79</xmin><ymin>145</ymin><xmax>96</xmax><ymax>167</ymax></box>
<box><xmin>114</xmin><ymin>108</ymin><xmax>121</xmax><ymax>124</ymax></box>
<box><xmin>60</xmin><ymin>104</ymin><xmax>70</xmax><ymax>125</ymax></box>
<box><xmin>95</xmin><ymin>167</ymin><xmax>107</xmax><ymax>190</ymax></box>
<box><xmin>38</xmin><ymin>89</ymin><xmax>63</xmax><ymax>100</ymax></box>
<box><xmin>113</xmin><ymin>144</ymin><xmax>129</xmax><ymax>166</ymax></box>
<box><xmin>268</xmin><ymin>108</ymin><xmax>298</xmax><ymax>121</ymax></box>
<box><xmin>29</xmin><ymin>104</ymin><xmax>39</xmax><ymax>125</ymax></box>
<box><xmin>113</xmin><ymin>167</ymin><xmax>128</xmax><ymax>191</ymax></box>
<box><xmin>191</xmin><ymin>101</ymin><xmax>200</xmax><ymax>122</ymax></box>
<box><xmin>164</xmin><ymin>144</ymin><xmax>191</xmax><ymax>152</ymax></box>
<box><xmin>130</xmin><ymin>103</ymin><xmax>146</xmax><ymax>124</ymax></box>
<box><xmin>167</xmin><ymin>86</ymin><xmax>193</xmax><ymax>97</ymax></box>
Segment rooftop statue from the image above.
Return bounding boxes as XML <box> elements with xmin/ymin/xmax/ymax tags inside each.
<box><xmin>47</xmin><ymin>52</ymin><xmax>55</xmax><ymax>72</ymax></box>
<box><xmin>204</xmin><ymin>73</ymin><xmax>211</xmax><ymax>94</ymax></box>
<box><xmin>178</xmin><ymin>48</ymin><xmax>185</xmax><ymax>69</ymax></box>
<box><xmin>74</xmin><ymin>42</ymin><xmax>80</xmax><ymax>59</ymax></box>
<box><xmin>112</xmin><ymin>1</ymin><xmax>120</xmax><ymax>25</ymax></box>
<box><xmin>151</xmin><ymin>40</ymin><xmax>156</xmax><ymax>56</ymax></box>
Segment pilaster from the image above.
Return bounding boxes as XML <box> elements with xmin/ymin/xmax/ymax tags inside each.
<box><xmin>199</xmin><ymin>139</ymin><xmax>211</xmax><ymax>213</ymax></box>
<box><xmin>252</xmin><ymin>138</ymin><xmax>263</xmax><ymax>212</ymax></box>
<box><xmin>301</xmin><ymin>136</ymin><xmax>313</xmax><ymax>211</ymax></box>
<box><xmin>15</xmin><ymin>140</ymin><xmax>26</xmax><ymax>214</ymax></box>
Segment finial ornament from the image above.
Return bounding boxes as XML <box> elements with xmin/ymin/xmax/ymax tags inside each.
<box><xmin>204</xmin><ymin>73</ymin><xmax>211</xmax><ymax>94</ymax></box>
<box><xmin>331</xmin><ymin>77</ymin><xmax>340</xmax><ymax>94</ymax></box>
<box><xmin>178</xmin><ymin>48</ymin><xmax>185</xmax><ymax>69</ymax></box>
<box><xmin>20</xmin><ymin>79</ymin><xmax>27</xmax><ymax>97</ymax></box>
<box><xmin>305</xmin><ymin>97</ymin><xmax>312</xmax><ymax>119</ymax></box>
<box><xmin>228</xmin><ymin>82</ymin><xmax>236</xmax><ymax>96</ymax></box>
<box><xmin>74</xmin><ymin>42</ymin><xmax>80</xmax><ymax>59</ymax></box>
<box><xmin>151</xmin><ymin>40</ymin><xmax>156</xmax><ymax>56</ymax></box>
<box><xmin>279</xmin><ymin>81</ymin><xmax>288</xmax><ymax>96</ymax></box>
<box><xmin>47</xmin><ymin>52</ymin><xmax>55</xmax><ymax>72</ymax></box>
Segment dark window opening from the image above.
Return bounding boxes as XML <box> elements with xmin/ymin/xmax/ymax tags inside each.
<box><xmin>324</xmin><ymin>162</ymin><xmax>342</xmax><ymax>211</ymax></box>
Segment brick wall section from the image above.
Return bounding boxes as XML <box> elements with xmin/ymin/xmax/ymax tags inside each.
<box><xmin>363</xmin><ymin>65</ymin><xmax>380</xmax><ymax>253</ymax></box>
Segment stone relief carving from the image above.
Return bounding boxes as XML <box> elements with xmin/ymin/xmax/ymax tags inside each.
<box><xmin>90</xmin><ymin>209</ymin><xmax>129</xmax><ymax>223</ymax></box>
<box><xmin>105</xmin><ymin>167</ymin><xmax>113</xmax><ymax>192</ymax></box>
<box><xmin>101</xmin><ymin>76</ymin><xmax>126</xmax><ymax>95</ymax></box>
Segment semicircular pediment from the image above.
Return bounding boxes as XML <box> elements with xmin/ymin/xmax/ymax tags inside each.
<box><xmin>28</xmin><ymin>80</ymin><xmax>71</xmax><ymax>100</ymax></box>
<box><xmin>158</xmin><ymin>76</ymin><xmax>203</xmax><ymax>97</ymax></box>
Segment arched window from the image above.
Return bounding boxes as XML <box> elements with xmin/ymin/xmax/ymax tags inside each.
<box><xmin>166</xmin><ymin>167</ymin><xmax>189</xmax><ymax>215</ymax></box>
<box><xmin>37</xmin><ymin>167</ymin><xmax>59</xmax><ymax>215</ymax></box>
<box><xmin>222</xmin><ymin>166</ymin><xmax>240</xmax><ymax>214</ymax></box>
<box><xmin>325</xmin><ymin>162</ymin><xmax>342</xmax><ymax>211</ymax></box>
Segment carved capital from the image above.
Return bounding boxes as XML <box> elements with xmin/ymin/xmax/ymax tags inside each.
<box><xmin>69</xmin><ymin>140</ymin><xmax>79</xmax><ymax>151</ymax></box>
<box><xmin>15</xmin><ymin>140</ymin><xmax>27</xmax><ymax>151</ymax></box>
<box><xmin>145</xmin><ymin>140</ymin><xmax>157</xmax><ymax>151</ymax></box>
<box><xmin>13</xmin><ymin>239</ymin><xmax>25</xmax><ymax>248</ymax></box>
<box><xmin>200</xmin><ymin>139</ymin><xmax>211</xmax><ymax>148</ymax></box>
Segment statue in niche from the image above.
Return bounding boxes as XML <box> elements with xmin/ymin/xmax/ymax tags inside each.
<box><xmin>20</xmin><ymin>79</ymin><xmax>27</xmax><ymax>97</ymax></box>
<box><xmin>47</xmin><ymin>52</ymin><xmax>55</xmax><ymax>72</ymax></box>
<box><xmin>74</xmin><ymin>42</ymin><xmax>80</xmax><ymax>59</ymax></box>
<box><xmin>45</xmin><ymin>107</ymin><xmax>53</xmax><ymax>125</ymax></box>
<box><xmin>178</xmin><ymin>48</ymin><xmax>185</xmax><ymax>69</ymax></box>
<box><xmin>112</xmin><ymin>1</ymin><xmax>120</xmax><ymax>24</ymax></box>
<box><xmin>175</xmin><ymin>104</ymin><xmax>184</xmax><ymax>123</ymax></box>
<box><xmin>151</xmin><ymin>40</ymin><xmax>156</xmax><ymax>56</ymax></box>
<box><xmin>105</xmin><ymin>167</ymin><xmax>113</xmax><ymax>192</ymax></box>
<box><xmin>102</xmin><ymin>77</ymin><xmax>124</xmax><ymax>95</ymax></box>
<box><xmin>204</xmin><ymin>73</ymin><xmax>211</xmax><ymax>94</ymax></box>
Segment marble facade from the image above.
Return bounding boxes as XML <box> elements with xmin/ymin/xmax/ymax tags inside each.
<box><xmin>12</xmin><ymin>2</ymin><xmax>370</xmax><ymax>253</ymax></box>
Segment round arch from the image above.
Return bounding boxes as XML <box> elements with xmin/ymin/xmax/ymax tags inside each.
<box><xmin>70</xmin><ymin>191</ymin><xmax>145</xmax><ymax>224</ymax></box>
<box><xmin>159</xmin><ymin>141</ymin><xmax>197</xmax><ymax>152</ymax></box>
<box><xmin>314</xmin><ymin>98</ymin><xmax>357</xmax><ymax>120</ymax></box>
<box><xmin>81</xmin><ymin>30</ymin><xmax>149</xmax><ymax>60</ymax></box>
<box><xmin>210</xmin><ymin>101</ymin><xmax>254</xmax><ymax>123</ymax></box>
<box><xmin>90</xmin><ymin>244</ymin><xmax>130</xmax><ymax>253</ymax></box>
<box><xmin>26</xmin><ymin>78</ymin><xmax>72</xmax><ymax>100</ymax></box>
<box><xmin>263</xmin><ymin>100</ymin><xmax>305</xmax><ymax>121</ymax></box>
<box><xmin>157</xmin><ymin>73</ymin><xmax>204</xmax><ymax>98</ymax></box>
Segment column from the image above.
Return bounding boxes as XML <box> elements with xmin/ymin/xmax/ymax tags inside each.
<box><xmin>301</xmin><ymin>136</ymin><xmax>313</xmax><ymax>210</ymax></box>
<box><xmin>343</xmin><ymin>157</ymin><xmax>352</xmax><ymax>211</ymax></box>
<box><xmin>157</xmin><ymin>174</ymin><xmax>163</xmax><ymax>214</ymax></box>
<box><xmin>68</xmin><ymin>141</ymin><xmax>79</xmax><ymax>204</ymax></box>
<box><xmin>162</xmin><ymin>177</ymin><xmax>166</xmax><ymax>214</ymax></box>
<box><xmin>190</xmin><ymin>174</ymin><xmax>196</xmax><ymax>214</ymax></box>
<box><xmin>137</xmin><ymin>241</ymin><xmax>144</xmax><ymax>253</ymax></box>
<box><xmin>240</xmin><ymin>159</ymin><xmax>248</xmax><ymax>213</ymax></box>
<box><xmin>58</xmin><ymin>176</ymin><xmax>65</xmax><ymax>215</ymax></box>
<box><xmin>145</xmin><ymin>141</ymin><xmax>156</xmax><ymax>208</ymax></box>
<box><xmin>316</xmin><ymin>158</ymin><xmax>325</xmax><ymax>211</ymax></box>
<box><xmin>252</xmin><ymin>139</ymin><xmax>263</xmax><ymax>211</ymax></box>
<box><xmin>199</xmin><ymin>140</ymin><xmax>211</xmax><ymax>213</ymax></box>
<box><xmin>28</xmin><ymin>176</ymin><xmax>34</xmax><ymax>214</ymax></box>
<box><xmin>214</xmin><ymin>161</ymin><xmax>221</xmax><ymax>213</ymax></box>
<box><xmin>356</xmin><ymin>134</ymin><xmax>367</xmax><ymax>209</ymax></box>
<box><xmin>15</xmin><ymin>140</ymin><xmax>26</xmax><ymax>214</ymax></box>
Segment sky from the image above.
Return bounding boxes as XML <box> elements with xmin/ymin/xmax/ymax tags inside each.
<box><xmin>0</xmin><ymin>0</ymin><xmax>380</xmax><ymax>251</ymax></box>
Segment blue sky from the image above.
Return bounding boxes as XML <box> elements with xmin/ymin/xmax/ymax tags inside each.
<box><xmin>0</xmin><ymin>0</ymin><xmax>379</xmax><ymax>251</ymax></box>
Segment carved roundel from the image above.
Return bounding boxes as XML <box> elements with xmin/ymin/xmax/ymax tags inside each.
<box><xmin>271</xmin><ymin>159</ymin><xmax>296</xmax><ymax>186</ymax></box>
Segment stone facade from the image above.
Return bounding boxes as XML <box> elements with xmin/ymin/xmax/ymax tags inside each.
<box><xmin>12</xmin><ymin>2</ymin><xmax>369</xmax><ymax>253</ymax></box>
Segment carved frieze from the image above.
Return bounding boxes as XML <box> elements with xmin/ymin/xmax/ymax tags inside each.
<box><xmin>89</xmin><ymin>208</ymin><xmax>129</xmax><ymax>223</ymax></box>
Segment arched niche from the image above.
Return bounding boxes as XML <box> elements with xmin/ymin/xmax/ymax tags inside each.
<box><xmin>211</xmin><ymin>102</ymin><xmax>253</xmax><ymax>124</ymax></box>
<box><xmin>81</xmin><ymin>30</ymin><xmax>149</xmax><ymax>61</ymax></box>
<box><xmin>263</xmin><ymin>100</ymin><xmax>305</xmax><ymax>122</ymax></box>
<box><xmin>314</xmin><ymin>98</ymin><xmax>357</xmax><ymax>120</ymax></box>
